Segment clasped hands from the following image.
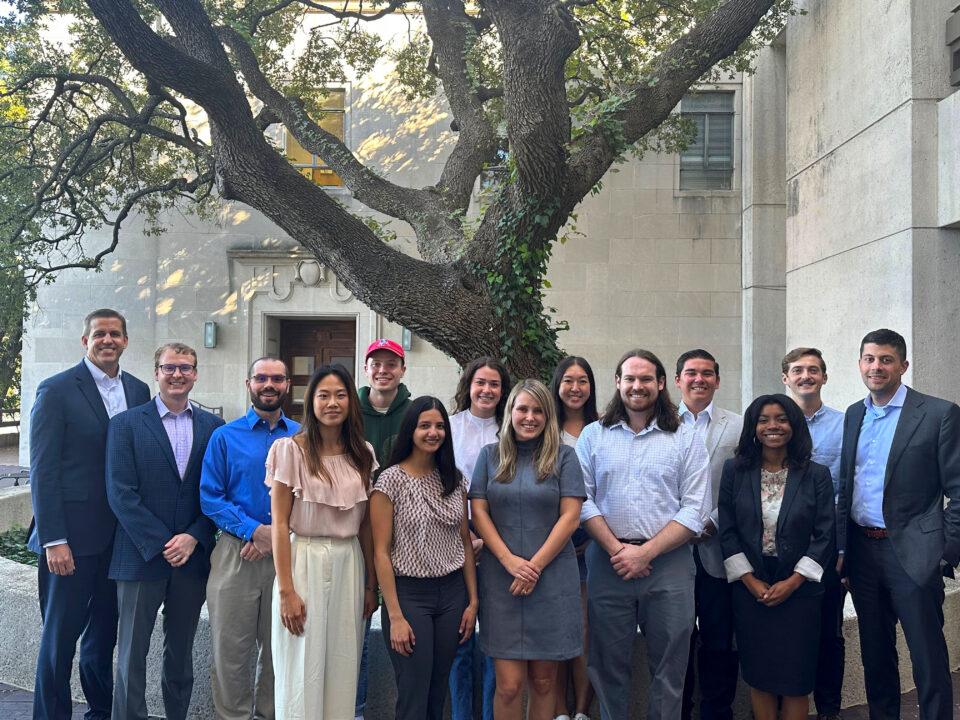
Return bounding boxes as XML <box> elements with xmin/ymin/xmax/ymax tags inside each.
<box><xmin>741</xmin><ymin>572</ymin><xmax>804</xmax><ymax>607</ymax></box>
<box><xmin>502</xmin><ymin>553</ymin><xmax>541</xmax><ymax>596</ymax></box>
<box><xmin>239</xmin><ymin>524</ymin><xmax>273</xmax><ymax>562</ymax></box>
<box><xmin>611</xmin><ymin>543</ymin><xmax>653</xmax><ymax>579</ymax></box>
<box><xmin>162</xmin><ymin>533</ymin><xmax>198</xmax><ymax>568</ymax></box>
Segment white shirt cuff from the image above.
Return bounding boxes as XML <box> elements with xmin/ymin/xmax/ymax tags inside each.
<box><xmin>723</xmin><ymin>552</ymin><xmax>754</xmax><ymax>583</ymax></box>
<box><xmin>794</xmin><ymin>555</ymin><xmax>824</xmax><ymax>582</ymax></box>
<box><xmin>43</xmin><ymin>539</ymin><xmax>68</xmax><ymax>548</ymax></box>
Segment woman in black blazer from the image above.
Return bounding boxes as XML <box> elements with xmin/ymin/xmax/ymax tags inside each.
<box><xmin>718</xmin><ymin>394</ymin><xmax>835</xmax><ymax>720</ymax></box>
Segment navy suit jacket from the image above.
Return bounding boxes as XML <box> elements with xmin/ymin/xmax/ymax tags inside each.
<box><xmin>719</xmin><ymin>459</ymin><xmax>835</xmax><ymax>586</ymax></box>
<box><xmin>837</xmin><ymin>387</ymin><xmax>960</xmax><ymax>587</ymax></box>
<box><xmin>106</xmin><ymin>398</ymin><xmax>224</xmax><ymax>582</ymax></box>
<box><xmin>28</xmin><ymin>361</ymin><xmax>150</xmax><ymax>556</ymax></box>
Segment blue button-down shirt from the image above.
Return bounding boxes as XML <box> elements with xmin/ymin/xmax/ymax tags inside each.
<box><xmin>156</xmin><ymin>396</ymin><xmax>193</xmax><ymax>479</ymax></box>
<box><xmin>200</xmin><ymin>407</ymin><xmax>299</xmax><ymax>540</ymax></box>
<box><xmin>851</xmin><ymin>383</ymin><xmax>908</xmax><ymax>529</ymax></box>
<box><xmin>576</xmin><ymin>419</ymin><xmax>711</xmax><ymax>539</ymax></box>
<box><xmin>806</xmin><ymin>403</ymin><xmax>844</xmax><ymax>496</ymax></box>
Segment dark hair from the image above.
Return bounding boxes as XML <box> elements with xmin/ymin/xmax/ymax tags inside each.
<box><xmin>550</xmin><ymin>356</ymin><xmax>599</xmax><ymax>426</ymax></box>
<box><xmin>734</xmin><ymin>394</ymin><xmax>812</xmax><ymax>471</ymax></box>
<box><xmin>452</xmin><ymin>357</ymin><xmax>512</xmax><ymax>424</ymax></box>
<box><xmin>601</xmin><ymin>349</ymin><xmax>679</xmax><ymax>432</ymax></box>
<box><xmin>247</xmin><ymin>356</ymin><xmax>289</xmax><ymax>378</ymax></box>
<box><xmin>675</xmin><ymin>349</ymin><xmax>719</xmax><ymax>379</ymax></box>
<box><xmin>860</xmin><ymin>329</ymin><xmax>907</xmax><ymax>363</ymax></box>
<box><xmin>83</xmin><ymin>308</ymin><xmax>127</xmax><ymax>338</ymax></box>
<box><xmin>388</xmin><ymin>396</ymin><xmax>461</xmax><ymax>496</ymax></box>
<box><xmin>781</xmin><ymin>347</ymin><xmax>826</xmax><ymax>375</ymax></box>
<box><xmin>296</xmin><ymin>364</ymin><xmax>373</xmax><ymax>489</ymax></box>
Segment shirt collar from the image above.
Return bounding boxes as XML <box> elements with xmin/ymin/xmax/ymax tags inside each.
<box><xmin>678</xmin><ymin>400</ymin><xmax>713</xmax><ymax>424</ymax></box>
<box><xmin>155</xmin><ymin>395</ymin><xmax>193</xmax><ymax>418</ymax></box>
<box><xmin>83</xmin><ymin>356</ymin><xmax>122</xmax><ymax>386</ymax></box>
<box><xmin>244</xmin><ymin>405</ymin><xmax>289</xmax><ymax>430</ymax></box>
<box><xmin>614</xmin><ymin>417</ymin><xmax>661</xmax><ymax>436</ymax></box>
<box><xmin>863</xmin><ymin>382</ymin><xmax>908</xmax><ymax>413</ymax></box>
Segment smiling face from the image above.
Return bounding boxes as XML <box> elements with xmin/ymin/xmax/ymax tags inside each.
<box><xmin>412</xmin><ymin>408</ymin><xmax>446</xmax><ymax>456</ymax></box>
<box><xmin>364</xmin><ymin>349</ymin><xmax>405</xmax><ymax>394</ymax></box>
<box><xmin>616</xmin><ymin>356</ymin><xmax>664</xmax><ymax>415</ymax></box>
<box><xmin>469</xmin><ymin>365</ymin><xmax>503</xmax><ymax>418</ymax></box>
<box><xmin>246</xmin><ymin>359</ymin><xmax>290</xmax><ymax>412</ymax></box>
<box><xmin>859</xmin><ymin>343</ymin><xmax>908</xmax><ymax>401</ymax></box>
<box><xmin>675</xmin><ymin>357</ymin><xmax>719</xmax><ymax>409</ymax></box>
<box><xmin>82</xmin><ymin>317</ymin><xmax>128</xmax><ymax>372</ymax></box>
<box><xmin>558</xmin><ymin>363</ymin><xmax>591</xmax><ymax>412</ymax></box>
<box><xmin>782</xmin><ymin>354</ymin><xmax>826</xmax><ymax>402</ymax></box>
<box><xmin>155</xmin><ymin>349</ymin><xmax>197</xmax><ymax>406</ymax></box>
<box><xmin>511</xmin><ymin>390</ymin><xmax>546</xmax><ymax>442</ymax></box>
<box><xmin>312</xmin><ymin>373</ymin><xmax>350</xmax><ymax>428</ymax></box>
<box><xmin>755</xmin><ymin>402</ymin><xmax>793</xmax><ymax>450</ymax></box>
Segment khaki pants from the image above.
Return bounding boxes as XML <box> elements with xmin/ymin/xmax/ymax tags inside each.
<box><xmin>207</xmin><ymin>532</ymin><xmax>276</xmax><ymax>720</ymax></box>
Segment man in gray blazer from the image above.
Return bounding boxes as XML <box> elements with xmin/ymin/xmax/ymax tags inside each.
<box><xmin>675</xmin><ymin>349</ymin><xmax>743</xmax><ymax>720</ymax></box>
<box><xmin>837</xmin><ymin>329</ymin><xmax>960</xmax><ymax>720</ymax></box>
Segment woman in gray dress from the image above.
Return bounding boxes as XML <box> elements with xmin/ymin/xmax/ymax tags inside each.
<box><xmin>469</xmin><ymin>379</ymin><xmax>586</xmax><ymax>720</ymax></box>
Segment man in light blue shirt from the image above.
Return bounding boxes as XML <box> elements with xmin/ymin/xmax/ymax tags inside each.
<box><xmin>837</xmin><ymin>329</ymin><xmax>960</xmax><ymax>720</ymax></box>
<box><xmin>781</xmin><ymin>347</ymin><xmax>845</xmax><ymax>720</ymax></box>
<box><xmin>200</xmin><ymin>357</ymin><xmax>299</xmax><ymax>720</ymax></box>
<box><xmin>577</xmin><ymin>349</ymin><xmax>710</xmax><ymax>720</ymax></box>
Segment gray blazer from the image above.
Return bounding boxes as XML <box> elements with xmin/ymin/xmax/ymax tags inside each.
<box><xmin>694</xmin><ymin>406</ymin><xmax>743</xmax><ymax>578</ymax></box>
<box><xmin>837</xmin><ymin>387</ymin><xmax>960</xmax><ymax>586</ymax></box>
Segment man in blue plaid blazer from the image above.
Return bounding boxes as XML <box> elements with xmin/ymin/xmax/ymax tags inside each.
<box><xmin>106</xmin><ymin>342</ymin><xmax>224</xmax><ymax>720</ymax></box>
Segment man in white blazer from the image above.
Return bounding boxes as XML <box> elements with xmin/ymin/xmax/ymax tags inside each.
<box><xmin>675</xmin><ymin>349</ymin><xmax>744</xmax><ymax>720</ymax></box>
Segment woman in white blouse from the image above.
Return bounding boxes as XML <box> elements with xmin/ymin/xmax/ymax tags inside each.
<box><xmin>447</xmin><ymin>357</ymin><xmax>512</xmax><ymax>720</ymax></box>
<box><xmin>267</xmin><ymin>364</ymin><xmax>379</xmax><ymax>719</ymax></box>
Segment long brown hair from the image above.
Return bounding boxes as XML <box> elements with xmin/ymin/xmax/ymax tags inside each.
<box><xmin>453</xmin><ymin>356</ymin><xmax>512</xmax><ymax>425</ymax></box>
<box><xmin>601</xmin><ymin>349</ymin><xmax>679</xmax><ymax>432</ymax></box>
<box><xmin>495</xmin><ymin>379</ymin><xmax>561</xmax><ymax>484</ymax></box>
<box><xmin>295</xmin><ymin>364</ymin><xmax>373</xmax><ymax>489</ymax></box>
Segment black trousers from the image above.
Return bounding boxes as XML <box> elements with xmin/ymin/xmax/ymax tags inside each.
<box><xmin>383</xmin><ymin>572</ymin><xmax>468</xmax><ymax>720</ymax></box>
<box><xmin>682</xmin><ymin>547</ymin><xmax>739</xmax><ymax>720</ymax></box>
<box><xmin>814</xmin><ymin>558</ymin><xmax>845</xmax><ymax>715</ymax></box>
<box><xmin>849</xmin><ymin>531</ymin><xmax>951</xmax><ymax>720</ymax></box>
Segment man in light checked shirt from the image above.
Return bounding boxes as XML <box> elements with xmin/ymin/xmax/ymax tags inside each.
<box><xmin>575</xmin><ymin>348</ymin><xmax>711</xmax><ymax>720</ymax></box>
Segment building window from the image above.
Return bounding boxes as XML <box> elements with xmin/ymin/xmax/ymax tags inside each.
<box><xmin>679</xmin><ymin>92</ymin><xmax>734</xmax><ymax>191</ymax></box>
<box><xmin>284</xmin><ymin>89</ymin><xmax>346</xmax><ymax>187</ymax></box>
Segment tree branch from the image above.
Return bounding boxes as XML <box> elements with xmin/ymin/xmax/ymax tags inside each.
<box><xmin>214</xmin><ymin>24</ymin><xmax>465</xmax><ymax>262</ymax></box>
<box><xmin>420</xmin><ymin>0</ymin><xmax>498</xmax><ymax>211</ymax></box>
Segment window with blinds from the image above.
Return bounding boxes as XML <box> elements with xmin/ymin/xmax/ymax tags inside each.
<box><xmin>679</xmin><ymin>92</ymin><xmax>734</xmax><ymax>191</ymax></box>
<box><xmin>284</xmin><ymin>89</ymin><xmax>346</xmax><ymax>187</ymax></box>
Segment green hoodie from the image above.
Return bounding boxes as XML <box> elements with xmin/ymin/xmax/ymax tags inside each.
<box><xmin>359</xmin><ymin>383</ymin><xmax>412</xmax><ymax>472</ymax></box>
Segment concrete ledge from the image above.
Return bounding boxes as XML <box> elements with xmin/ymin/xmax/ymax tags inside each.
<box><xmin>0</xmin><ymin>486</ymin><xmax>32</xmax><ymax>534</ymax></box>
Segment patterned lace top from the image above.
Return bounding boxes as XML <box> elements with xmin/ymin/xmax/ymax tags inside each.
<box><xmin>374</xmin><ymin>465</ymin><xmax>468</xmax><ymax>578</ymax></box>
<box><xmin>760</xmin><ymin>467</ymin><xmax>789</xmax><ymax>556</ymax></box>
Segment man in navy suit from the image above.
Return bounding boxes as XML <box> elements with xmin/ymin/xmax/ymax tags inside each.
<box><xmin>106</xmin><ymin>342</ymin><xmax>224</xmax><ymax>720</ymax></box>
<box><xmin>838</xmin><ymin>329</ymin><xmax>960</xmax><ymax>720</ymax></box>
<box><xmin>29</xmin><ymin>308</ymin><xmax>150</xmax><ymax>720</ymax></box>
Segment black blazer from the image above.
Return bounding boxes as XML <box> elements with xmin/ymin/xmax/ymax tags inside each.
<box><xmin>836</xmin><ymin>387</ymin><xmax>960</xmax><ymax>586</ymax></box>
<box><xmin>27</xmin><ymin>361</ymin><xmax>150</xmax><ymax>556</ymax></box>
<box><xmin>719</xmin><ymin>458</ymin><xmax>835</xmax><ymax>586</ymax></box>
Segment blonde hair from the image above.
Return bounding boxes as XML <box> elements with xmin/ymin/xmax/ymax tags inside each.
<box><xmin>494</xmin><ymin>379</ymin><xmax>560</xmax><ymax>484</ymax></box>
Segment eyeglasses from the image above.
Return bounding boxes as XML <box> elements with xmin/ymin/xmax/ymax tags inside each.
<box><xmin>156</xmin><ymin>364</ymin><xmax>197</xmax><ymax>375</ymax></box>
<box><xmin>250</xmin><ymin>374</ymin><xmax>288</xmax><ymax>383</ymax></box>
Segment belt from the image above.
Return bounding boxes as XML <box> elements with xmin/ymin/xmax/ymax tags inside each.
<box><xmin>617</xmin><ymin>538</ymin><xmax>649</xmax><ymax>546</ymax></box>
<box><xmin>854</xmin><ymin>523</ymin><xmax>888</xmax><ymax>539</ymax></box>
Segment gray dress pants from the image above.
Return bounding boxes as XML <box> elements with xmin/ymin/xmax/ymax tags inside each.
<box><xmin>586</xmin><ymin>542</ymin><xmax>696</xmax><ymax>720</ymax></box>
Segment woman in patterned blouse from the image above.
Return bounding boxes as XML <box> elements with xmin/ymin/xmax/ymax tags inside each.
<box><xmin>370</xmin><ymin>396</ymin><xmax>479</xmax><ymax>720</ymax></box>
<box><xmin>718</xmin><ymin>394</ymin><xmax>835</xmax><ymax>720</ymax></box>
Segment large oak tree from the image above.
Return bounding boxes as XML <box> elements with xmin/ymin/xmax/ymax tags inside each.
<box><xmin>1</xmin><ymin>0</ymin><xmax>793</xmax><ymax>377</ymax></box>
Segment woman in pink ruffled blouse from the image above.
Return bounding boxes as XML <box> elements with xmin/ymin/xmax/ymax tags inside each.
<box><xmin>266</xmin><ymin>364</ymin><xmax>379</xmax><ymax>719</ymax></box>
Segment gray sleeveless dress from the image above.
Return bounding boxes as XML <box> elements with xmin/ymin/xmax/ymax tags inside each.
<box><xmin>468</xmin><ymin>439</ymin><xmax>586</xmax><ymax>660</ymax></box>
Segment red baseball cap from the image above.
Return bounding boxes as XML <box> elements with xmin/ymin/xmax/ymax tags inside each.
<box><xmin>365</xmin><ymin>338</ymin><xmax>405</xmax><ymax>361</ymax></box>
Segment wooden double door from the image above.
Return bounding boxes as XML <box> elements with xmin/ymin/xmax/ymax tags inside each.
<box><xmin>280</xmin><ymin>319</ymin><xmax>356</xmax><ymax>422</ymax></box>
